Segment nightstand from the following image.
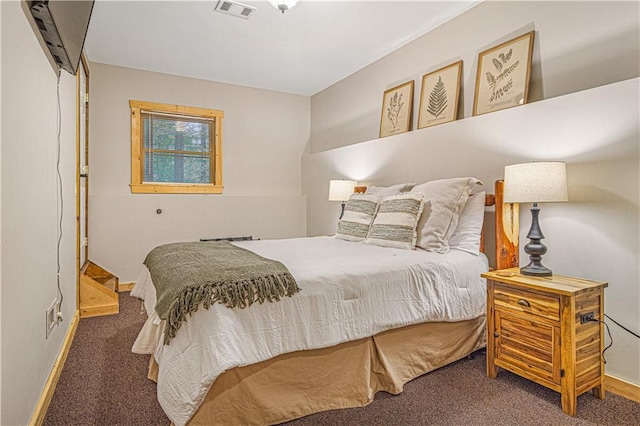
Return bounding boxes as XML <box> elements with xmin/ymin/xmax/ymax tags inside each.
<box><xmin>482</xmin><ymin>268</ymin><xmax>608</xmax><ymax>416</ymax></box>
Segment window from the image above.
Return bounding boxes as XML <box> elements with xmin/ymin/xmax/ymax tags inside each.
<box><xmin>129</xmin><ymin>100</ymin><xmax>223</xmax><ymax>194</ymax></box>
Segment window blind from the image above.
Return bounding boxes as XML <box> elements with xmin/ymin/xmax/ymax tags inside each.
<box><xmin>141</xmin><ymin>112</ymin><xmax>215</xmax><ymax>184</ymax></box>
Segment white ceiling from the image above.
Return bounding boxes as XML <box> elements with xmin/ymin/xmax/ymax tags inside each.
<box><xmin>84</xmin><ymin>0</ymin><xmax>479</xmax><ymax>96</ymax></box>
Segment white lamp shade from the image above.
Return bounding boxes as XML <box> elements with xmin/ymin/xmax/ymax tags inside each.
<box><xmin>504</xmin><ymin>162</ymin><xmax>568</xmax><ymax>203</ymax></box>
<box><xmin>329</xmin><ymin>180</ymin><xmax>356</xmax><ymax>202</ymax></box>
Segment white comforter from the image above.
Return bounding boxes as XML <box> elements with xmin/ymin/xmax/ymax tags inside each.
<box><xmin>131</xmin><ymin>236</ymin><xmax>488</xmax><ymax>426</ymax></box>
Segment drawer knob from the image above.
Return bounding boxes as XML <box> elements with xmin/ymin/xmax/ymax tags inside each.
<box><xmin>494</xmin><ymin>332</ymin><xmax>499</xmax><ymax>338</ymax></box>
<box><xmin>517</xmin><ymin>299</ymin><xmax>531</xmax><ymax>308</ymax></box>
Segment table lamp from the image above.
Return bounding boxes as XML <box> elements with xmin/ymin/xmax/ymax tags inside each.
<box><xmin>329</xmin><ymin>180</ymin><xmax>356</xmax><ymax>219</ymax></box>
<box><xmin>503</xmin><ymin>162</ymin><xmax>568</xmax><ymax>276</ymax></box>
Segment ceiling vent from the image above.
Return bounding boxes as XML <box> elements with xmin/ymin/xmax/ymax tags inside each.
<box><xmin>215</xmin><ymin>0</ymin><xmax>256</xmax><ymax>19</ymax></box>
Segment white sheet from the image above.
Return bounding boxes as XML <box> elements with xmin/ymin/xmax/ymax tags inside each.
<box><xmin>131</xmin><ymin>236</ymin><xmax>488</xmax><ymax>426</ymax></box>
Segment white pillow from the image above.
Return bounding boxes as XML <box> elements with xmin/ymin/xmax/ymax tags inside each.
<box><xmin>365</xmin><ymin>183</ymin><xmax>415</xmax><ymax>196</ymax></box>
<box><xmin>365</xmin><ymin>192</ymin><xmax>424</xmax><ymax>250</ymax></box>
<box><xmin>412</xmin><ymin>177</ymin><xmax>482</xmax><ymax>253</ymax></box>
<box><xmin>335</xmin><ymin>194</ymin><xmax>381</xmax><ymax>242</ymax></box>
<box><xmin>449</xmin><ymin>191</ymin><xmax>486</xmax><ymax>255</ymax></box>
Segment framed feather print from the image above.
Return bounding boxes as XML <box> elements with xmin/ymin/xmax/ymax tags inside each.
<box><xmin>418</xmin><ymin>61</ymin><xmax>462</xmax><ymax>129</ymax></box>
<box><xmin>473</xmin><ymin>31</ymin><xmax>535</xmax><ymax>116</ymax></box>
<box><xmin>379</xmin><ymin>80</ymin><xmax>414</xmax><ymax>138</ymax></box>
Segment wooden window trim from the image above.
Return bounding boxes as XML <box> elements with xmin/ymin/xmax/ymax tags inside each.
<box><xmin>130</xmin><ymin>100</ymin><xmax>224</xmax><ymax>194</ymax></box>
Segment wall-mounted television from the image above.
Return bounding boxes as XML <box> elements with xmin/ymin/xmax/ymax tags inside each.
<box><xmin>29</xmin><ymin>0</ymin><xmax>94</xmax><ymax>75</ymax></box>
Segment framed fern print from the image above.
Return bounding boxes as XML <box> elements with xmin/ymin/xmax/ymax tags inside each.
<box><xmin>379</xmin><ymin>80</ymin><xmax>414</xmax><ymax>138</ymax></box>
<box><xmin>473</xmin><ymin>31</ymin><xmax>535</xmax><ymax>116</ymax></box>
<box><xmin>418</xmin><ymin>61</ymin><xmax>462</xmax><ymax>129</ymax></box>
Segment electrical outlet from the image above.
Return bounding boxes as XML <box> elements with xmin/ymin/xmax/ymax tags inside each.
<box><xmin>46</xmin><ymin>300</ymin><xmax>58</xmax><ymax>338</ymax></box>
<box><xmin>580</xmin><ymin>312</ymin><xmax>595</xmax><ymax>324</ymax></box>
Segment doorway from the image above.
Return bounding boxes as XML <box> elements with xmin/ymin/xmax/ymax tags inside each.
<box><xmin>77</xmin><ymin>55</ymin><xmax>89</xmax><ymax>308</ymax></box>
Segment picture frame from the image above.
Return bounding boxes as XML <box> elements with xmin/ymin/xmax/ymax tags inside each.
<box><xmin>379</xmin><ymin>80</ymin><xmax>414</xmax><ymax>138</ymax></box>
<box><xmin>417</xmin><ymin>60</ymin><xmax>462</xmax><ymax>129</ymax></box>
<box><xmin>473</xmin><ymin>31</ymin><xmax>535</xmax><ymax>116</ymax></box>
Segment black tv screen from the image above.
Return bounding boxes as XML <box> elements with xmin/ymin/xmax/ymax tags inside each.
<box><xmin>29</xmin><ymin>0</ymin><xmax>94</xmax><ymax>75</ymax></box>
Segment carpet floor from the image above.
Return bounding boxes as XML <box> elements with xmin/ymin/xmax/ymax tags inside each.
<box><xmin>44</xmin><ymin>293</ymin><xmax>639</xmax><ymax>425</ymax></box>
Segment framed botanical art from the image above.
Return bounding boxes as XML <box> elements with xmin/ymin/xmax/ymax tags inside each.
<box><xmin>473</xmin><ymin>31</ymin><xmax>535</xmax><ymax>116</ymax></box>
<box><xmin>379</xmin><ymin>80</ymin><xmax>414</xmax><ymax>138</ymax></box>
<box><xmin>417</xmin><ymin>60</ymin><xmax>462</xmax><ymax>129</ymax></box>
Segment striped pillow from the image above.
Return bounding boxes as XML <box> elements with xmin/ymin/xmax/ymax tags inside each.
<box><xmin>365</xmin><ymin>192</ymin><xmax>424</xmax><ymax>250</ymax></box>
<box><xmin>335</xmin><ymin>194</ymin><xmax>381</xmax><ymax>242</ymax></box>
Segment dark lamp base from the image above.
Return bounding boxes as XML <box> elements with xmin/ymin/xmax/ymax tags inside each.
<box><xmin>521</xmin><ymin>203</ymin><xmax>553</xmax><ymax>277</ymax></box>
<box><xmin>520</xmin><ymin>263</ymin><xmax>553</xmax><ymax>277</ymax></box>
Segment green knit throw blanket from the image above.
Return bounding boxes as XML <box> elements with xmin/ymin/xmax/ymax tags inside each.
<box><xmin>144</xmin><ymin>241</ymin><xmax>300</xmax><ymax>345</ymax></box>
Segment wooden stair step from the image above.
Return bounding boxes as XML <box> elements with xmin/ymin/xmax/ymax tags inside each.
<box><xmin>80</xmin><ymin>260</ymin><xmax>119</xmax><ymax>318</ymax></box>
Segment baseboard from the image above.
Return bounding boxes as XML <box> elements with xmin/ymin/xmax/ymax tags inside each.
<box><xmin>29</xmin><ymin>310</ymin><xmax>80</xmax><ymax>426</ymax></box>
<box><xmin>605</xmin><ymin>374</ymin><xmax>640</xmax><ymax>403</ymax></box>
<box><xmin>118</xmin><ymin>281</ymin><xmax>135</xmax><ymax>292</ymax></box>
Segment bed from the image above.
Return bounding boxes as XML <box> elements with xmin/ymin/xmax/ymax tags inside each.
<box><xmin>131</xmin><ymin>179</ymin><xmax>518</xmax><ymax>426</ymax></box>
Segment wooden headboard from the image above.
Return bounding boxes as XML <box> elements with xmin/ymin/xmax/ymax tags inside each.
<box><xmin>482</xmin><ymin>180</ymin><xmax>519</xmax><ymax>269</ymax></box>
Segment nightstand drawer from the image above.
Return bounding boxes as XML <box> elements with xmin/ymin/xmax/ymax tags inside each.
<box><xmin>493</xmin><ymin>284</ymin><xmax>560</xmax><ymax>322</ymax></box>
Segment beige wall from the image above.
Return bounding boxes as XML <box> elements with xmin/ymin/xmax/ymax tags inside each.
<box><xmin>305</xmin><ymin>1</ymin><xmax>639</xmax><ymax>387</ymax></box>
<box><xmin>1</xmin><ymin>2</ymin><xmax>79</xmax><ymax>423</ymax></box>
<box><xmin>88</xmin><ymin>63</ymin><xmax>310</xmax><ymax>282</ymax></box>
<box><xmin>310</xmin><ymin>1</ymin><xmax>640</xmax><ymax>153</ymax></box>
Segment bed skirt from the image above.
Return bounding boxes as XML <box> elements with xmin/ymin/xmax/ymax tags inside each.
<box><xmin>148</xmin><ymin>316</ymin><xmax>486</xmax><ymax>425</ymax></box>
